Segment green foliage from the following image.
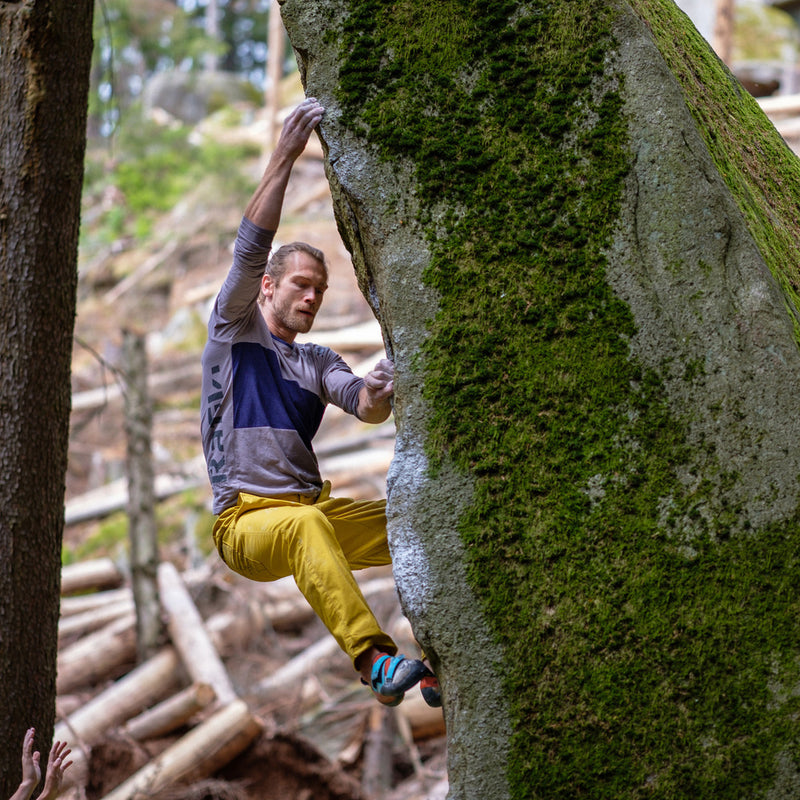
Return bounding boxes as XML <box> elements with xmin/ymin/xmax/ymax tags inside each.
<box><xmin>90</xmin><ymin>0</ymin><xmax>223</xmax><ymax>128</ymax></box>
<box><xmin>81</xmin><ymin>115</ymin><xmax>259</xmax><ymax>247</ymax></box>
<box><xmin>97</xmin><ymin>0</ymin><xmax>222</xmax><ymax>75</ymax></box>
<box><xmin>334</xmin><ymin>1</ymin><xmax>800</xmax><ymax>797</ymax></box>
<box><xmin>64</xmin><ymin>512</ymin><xmax>130</xmax><ymax>564</ymax></box>
<box><xmin>734</xmin><ymin>3</ymin><xmax>800</xmax><ymax>62</ymax></box>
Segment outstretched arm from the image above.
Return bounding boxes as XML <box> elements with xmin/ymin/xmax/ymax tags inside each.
<box><xmin>244</xmin><ymin>97</ymin><xmax>325</xmax><ymax>231</ymax></box>
<box><xmin>357</xmin><ymin>358</ymin><xmax>395</xmax><ymax>424</ymax></box>
<box><xmin>9</xmin><ymin>729</ymin><xmax>41</xmax><ymax>800</ymax></box>
<box><xmin>36</xmin><ymin>740</ymin><xmax>72</xmax><ymax>800</ymax></box>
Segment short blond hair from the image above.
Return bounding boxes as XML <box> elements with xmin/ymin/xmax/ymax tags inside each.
<box><xmin>258</xmin><ymin>242</ymin><xmax>327</xmax><ymax>305</ymax></box>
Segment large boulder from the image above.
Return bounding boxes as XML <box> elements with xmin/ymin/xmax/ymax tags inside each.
<box><xmin>281</xmin><ymin>0</ymin><xmax>800</xmax><ymax>797</ymax></box>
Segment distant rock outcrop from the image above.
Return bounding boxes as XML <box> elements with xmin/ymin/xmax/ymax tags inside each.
<box><xmin>141</xmin><ymin>70</ymin><xmax>259</xmax><ymax>124</ymax></box>
<box><xmin>283</xmin><ymin>1</ymin><xmax>800</xmax><ymax>797</ymax></box>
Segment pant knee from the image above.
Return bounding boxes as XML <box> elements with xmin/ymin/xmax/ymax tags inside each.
<box><xmin>285</xmin><ymin>505</ymin><xmax>335</xmax><ymax>543</ymax></box>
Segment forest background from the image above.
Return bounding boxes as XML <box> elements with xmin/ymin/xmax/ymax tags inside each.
<box><xmin>69</xmin><ymin>0</ymin><xmax>396</xmax><ymax>567</ymax></box>
<box><xmin>69</xmin><ymin>0</ymin><xmax>800</xmax><ymax>567</ymax></box>
<box><xmin>5</xmin><ymin>0</ymin><xmax>798</xmax><ymax>797</ymax></box>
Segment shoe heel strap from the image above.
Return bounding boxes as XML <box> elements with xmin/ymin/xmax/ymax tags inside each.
<box><xmin>371</xmin><ymin>653</ymin><xmax>405</xmax><ymax>688</ymax></box>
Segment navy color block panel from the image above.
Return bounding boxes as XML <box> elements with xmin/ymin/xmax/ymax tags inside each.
<box><xmin>231</xmin><ymin>341</ymin><xmax>325</xmax><ymax>449</ymax></box>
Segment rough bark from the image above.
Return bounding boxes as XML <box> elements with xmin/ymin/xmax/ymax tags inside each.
<box><xmin>280</xmin><ymin>0</ymin><xmax>800</xmax><ymax>798</ymax></box>
<box><xmin>0</xmin><ymin>0</ymin><xmax>93</xmax><ymax>794</ymax></box>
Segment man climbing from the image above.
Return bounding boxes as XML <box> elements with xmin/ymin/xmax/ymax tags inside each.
<box><xmin>200</xmin><ymin>97</ymin><xmax>440</xmax><ymax>707</ymax></box>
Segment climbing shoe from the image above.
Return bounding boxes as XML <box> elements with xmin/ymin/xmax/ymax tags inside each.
<box><xmin>420</xmin><ymin>672</ymin><xmax>442</xmax><ymax>708</ymax></box>
<box><xmin>373</xmin><ymin>691</ymin><xmax>404</xmax><ymax>707</ymax></box>
<box><xmin>370</xmin><ymin>653</ymin><xmax>428</xmax><ymax>703</ymax></box>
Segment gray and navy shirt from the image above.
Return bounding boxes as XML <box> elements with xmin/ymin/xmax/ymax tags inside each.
<box><xmin>201</xmin><ymin>217</ymin><xmax>365</xmax><ymax>515</ymax></box>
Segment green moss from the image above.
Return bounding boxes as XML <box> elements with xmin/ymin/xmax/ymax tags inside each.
<box><xmin>334</xmin><ymin>1</ymin><xmax>800</xmax><ymax>797</ymax></box>
<box><xmin>630</xmin><ymin>0</ymin><xmax>800</xmax><ymax>341</ymax></box>
<box><xmin>65</xmin><ymin>511</ymin><xmax>130</xmax><ymax>563</ymax></box>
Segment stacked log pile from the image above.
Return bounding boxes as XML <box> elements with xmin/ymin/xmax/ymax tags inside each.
<box><xmin>55</xmin><ymin>557</ymin><xmax>446</xmax><ymax>800</ymax></box>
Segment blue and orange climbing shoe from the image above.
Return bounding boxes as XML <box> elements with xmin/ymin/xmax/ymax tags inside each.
<box><xmin>420</xmin><ymin>671</ymin><xmax>442</xmax><ymax>708</ymax></box>
<box><xmin>368</xmin><ymin>653</ymin><xmax>428</xmax><ymax>706</ymax></box>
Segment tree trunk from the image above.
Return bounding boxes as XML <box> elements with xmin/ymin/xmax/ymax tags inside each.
<box><xmin>267</xmin><ymin>0</ymin><xmax>286</xmax><ymax>149</ymax></box>
<box><xmin>203</xmin><ymin>0</ymin><xmax>220</xmax><ymax>72</ymax></box>
<box><xmin>0</xmin><ymin>1</ymin><xmax>93</xmax><ymax>795</ymax></box>
<box><xmin>713</xmin><ymin>0</ymin><xmax>734</xmax><ymax>65</ymax></box>
<box><xmin>123</xmin><ymin>329</ymin><xmax>163</xmax><ymax>660</ymax></box>
<box><xmin>281</xmin><ymin>0</ymin><xmax>800</xmax><ymax>797</ymax></box>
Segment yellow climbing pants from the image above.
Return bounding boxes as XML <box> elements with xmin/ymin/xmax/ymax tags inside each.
<box><xmin>212</xmin><ymin>483</ymin><xmax>397</xmax><ymax>668</ymax></box>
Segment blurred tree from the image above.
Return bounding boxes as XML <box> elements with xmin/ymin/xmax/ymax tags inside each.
<box><xmin>187</xmin><ymin>0</ymin><xmax>271</xmax><ymax>78</ymax></box>
<box><xmin>0</xmin><ymin>0</ymin><xmax>93</xmax><ymax>794</ymax></box>
<box><xmin>714</xmin><ymin>0</ymin><xmax>734</xmax><ymax>63</ymax></box>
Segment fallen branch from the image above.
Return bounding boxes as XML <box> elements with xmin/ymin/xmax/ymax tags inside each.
<box><xmin>362</xmin><ymin>705</ymin><xmax>394</xmax><ymax>799</ymax></box>
<box><xmin>205</xmin><ymin>609</ymin><xmax>265</xmax><ymax>656</ymax></box>
<box><xmin>61</xmin><ymin>558</ymin><xmax>124</xmax><ymax>595</ymax></box>
<box><xmin>158</xmin><ymin>561</ymin><xmax>238</xmax><ymax>705</ymax></box>
<box><xmin>773</xmin><ymin>116</ymin><xmax>800</xmax><ymax>140</ymax></box>
<box><xmin>60</xmin><ymin>587</ymin><xmax>132</xmax><ymax>617</ymax></box>
<box><xmin>58</xmin><ymin>596</ymin><xmax>135</xmax><ymax>644</ymax></box>
<box><xmin>257</xmin><ymin>574</ymin><xmax>396</xmax><ymax>631</ymax></box>
<box><xmin>57</xmin><ymin>613</ymin><xmax>137</xmax><ymax>694</ymax></box>
<box><xmin>56</xmin><ymin>647</ymin><xmax>185</xmax><ymax>792</ymax></box>
<box><xmin>65</xmin><ymin>469</ymin><xmax>205</xmax><ymax>526</ymax></box>
<box><xmin>124</xmin><ymin>682</ymin><xmax>216</xmax><ymax>741</ymax></box>
<box><xmin>398</xmin><ymin>691</ymin><xmax>446</xmax><ymax>741</ymax></box>
<box><xmin>98</xmin><ymin>700</ymin><xmax>263</xmax><ymax>800</ymax></box>
<box><xmin>253</xmin><ymin>634</ymin><xmax>345</xmax><ymax>701</ymax></box>
<box><xmin>56</xmin><ymin>646</ymin><xmax>184</xmax><ymax>746</ymax></box>
<box><xmin>758</xmin><ymin>92</ymin><xmax>800</xmax><ymax>117</ymax></box>
<box><xmin>71</xmin><ymin>362</ymin><xmax>200</xmax><ymax>412</ymax></box>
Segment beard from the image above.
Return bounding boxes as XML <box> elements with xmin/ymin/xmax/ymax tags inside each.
<box><xmin>273</xmin><ymin>296</ymin><xmax>316</xmax><ymax>334</ymax></box>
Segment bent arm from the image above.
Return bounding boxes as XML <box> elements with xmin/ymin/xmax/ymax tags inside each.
<box><xmin>214</xmin><ymin>99</ymin><xmax>324</xmax><ymax>323</ymax></box>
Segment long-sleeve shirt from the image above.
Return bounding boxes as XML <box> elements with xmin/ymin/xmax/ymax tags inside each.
<box><xmin>200</xmin><ymin>217</ymin><xmax>364</xmax><ymax>514</ymax></box>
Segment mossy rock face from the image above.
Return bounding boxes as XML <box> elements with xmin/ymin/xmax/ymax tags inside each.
<box><xmin>282</xmin><ymin>1</ymin><xmax>800</xmax><ymax>797</ymax></box>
